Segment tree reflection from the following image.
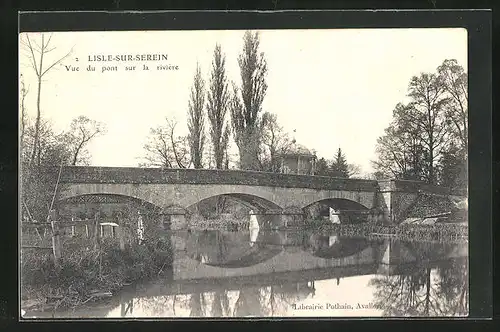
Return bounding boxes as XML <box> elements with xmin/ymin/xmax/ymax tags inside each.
<box><xmin>259</xmin><ymin>282</ymin><xmax>316</xmax><ymax>316</ymax></box>
<box><xmin>211</xmin><ymin>290</ymin><xmax>231</xmax><ymax>317</ymax></box>
<box><xmin>435</xmin><ymin>258</ymin><xmax>468</xmax><ymax>316</ymax></box>
<box><xmin>234</xmin><ymin>287</ymin><xmax>263</xmax><ymax>316</ymax></box>
<box><xmin>189</xmin><ymin>292</ymin><xmax>207</xmax><ymax>317</ymax></box>
<box><xmin>369</xmin><ymin>258</ymin><xmax>468</xmax><ymax>317</ymax></box>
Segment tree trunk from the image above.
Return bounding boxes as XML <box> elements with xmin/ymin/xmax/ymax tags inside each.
<box><xmin>30</xmin><ymin>71</ymin><xmax>43</xmax><ymax>168</ymax></box>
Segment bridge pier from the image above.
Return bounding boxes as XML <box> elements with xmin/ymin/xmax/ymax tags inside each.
<box><xmin>376</xmin><ymin>179</ymin><xmax>456</xmax><ymax>224</ymax></box>
<box><xmin>162</xmin><ymin>206</ymin><xmax>188</xmax><ymax>231</ymax></box>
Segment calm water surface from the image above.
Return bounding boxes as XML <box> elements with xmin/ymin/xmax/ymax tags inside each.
<box><xmin>26</xmin><ymin>229</ymin><xmax>468</xmax><ymax>318</ymax></box>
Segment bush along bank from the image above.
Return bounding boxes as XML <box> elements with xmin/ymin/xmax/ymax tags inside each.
<box><xmin>308</xmin><ymin>221</ymin><xmax>468</xmax><ymax>243</ymax></box>
<box><xmin>21</xmin><ymin>236</ymin><xmax>173</xmax><ymax>312</ymax></box>
<box><xmin>187</xmin><ymin>215</ymin><xmax>250</xmax><ymax>231</ymax></box>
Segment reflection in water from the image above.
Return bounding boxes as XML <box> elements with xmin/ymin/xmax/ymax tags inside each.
<box><xmin>25</xmin><ymin>230</ymin><xmax>468</xmax><ymax>318</ymax></box>
<box><xmin>187</xmin><ymin>230</ymin><xmax>284</xmax><ymax>268</ymax></box>
<box><xmin>249</xmin><ymin>227</ymin><xmax>259</xmax><ymax>247</ymax></box>
<box><xmin>369</xmin><ymin>258</ymin><xmax>468</xmax><ymax>317</ymax></box>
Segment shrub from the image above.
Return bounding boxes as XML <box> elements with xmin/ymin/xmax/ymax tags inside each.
<box><xmin>21</xmin><ymin>234</ymin><xmax>173</xmax><ymax>310</ymax></box>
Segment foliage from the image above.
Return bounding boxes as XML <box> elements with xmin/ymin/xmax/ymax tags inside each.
<box><xmin>315</xmin><ymin>158</ymin><xmax>330</xmax><ymax>176</ymax></box>
<box><xmin>369</xmin><ymin>257</ymin><xmax>468</xmax><ymax>317</ymax></box>
<box><xmin>187</xmin><ymin>63</ymin><xmax>206</xmax><ymax>169</ymax></box>
<box><xmin>20</xmin><ymin>115</ymin><xmax>106</xmax><ymax>222</ymax></box>
<box><xmin>314</xmin><ymin>148</ymin><xmax>360</xmax><ymax>178</ymax></box>
<box><xmin>330</xmin><ymin>148</ymin><xmax>350</xmax><ymax>177</ymax></box>
<box><xmin>21</xmin><ymin>236</ymin><xmax>172</xmax><ymax>310</ymax></box>
<box><xmin>230</xmin><ymin>31</ymin><xmax>268</xmax><ymax>170</ymax></box>
<box><xmin>21</xmin><ymin>118</ymin><xmax>71</xmax><ymax>222</ymax></box>
<box><xmin>206</xmin><ymin>44</ymin><xmax>231</xmax><ymax>169</ymax></box>
<box><xmin>373</xmin><ymin>59</ymin><xmax>468</xmax><ymax>188</ymax></box>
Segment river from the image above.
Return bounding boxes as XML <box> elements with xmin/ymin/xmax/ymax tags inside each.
<box><xmin>23</xmin><ymin>228</ymin><xmax>468</xmax><ymax>318</ymax></box>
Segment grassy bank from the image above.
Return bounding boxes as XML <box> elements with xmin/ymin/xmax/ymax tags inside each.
<box><xmin>185</xmin><ymin>216</ymin><xmax>468</xmax><ymax>243</ymax></box>
<box><xmin>308</xmin><ymin>222</ymin><xmax>468</xmax><ymax>243</ymax></box>
<box><xmin>21</xmin><ymin>236</ymin><xmax>172</xmax><ymax>312</ymax></box>
<box><xmin>187</xmin><ymin>216</ymin><xmax>249</xmax><ymax>231</ymax></box>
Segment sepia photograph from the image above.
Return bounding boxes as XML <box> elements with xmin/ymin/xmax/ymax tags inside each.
<box><xmin>19</xmin><ymin>26</ymin><xmax>469</xmax><ymax>319</ymax></box>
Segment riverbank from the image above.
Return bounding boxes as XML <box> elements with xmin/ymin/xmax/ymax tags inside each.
<box><xmin>21</xmin><ymin>236</ymin><xmax>172</xmax><ymax>313</ymax></box>
<box><xmin>309</xmin><ymin>222</ymin><xmax>468</xmax><ymax>242</ymax></box>
<box><xmin>185</xmin><ymin>216</ymin><xmax>467</xmax><ymax>241</ymax></box>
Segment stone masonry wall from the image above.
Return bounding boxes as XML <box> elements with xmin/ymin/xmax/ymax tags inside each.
<box><xmin>54</xmin><ymin>166</ymin><xmax>379</xmax><ymax>192</ymax></box>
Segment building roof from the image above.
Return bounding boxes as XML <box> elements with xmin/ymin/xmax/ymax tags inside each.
<box><xmin>282</xmin><ymin>142</ymin><xmax>316</xmax><ymax>157</ymax></box>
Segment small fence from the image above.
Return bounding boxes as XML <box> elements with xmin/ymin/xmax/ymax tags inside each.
<box><xmin>21</xmin><ymin>210</ymin><xmax>129</xmax><ymax>269</ymax></box>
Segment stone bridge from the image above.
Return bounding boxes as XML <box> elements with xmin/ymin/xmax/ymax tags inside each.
<box><xmin>53</xmin><ymin>166</ymin><xmax>465</xmax><ymax>227</ymax></box>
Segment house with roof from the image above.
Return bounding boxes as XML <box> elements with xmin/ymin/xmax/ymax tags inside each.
<box><xmin>279</xmin><ymin>140</ymin><xmax>317</xmax><ymax>175</ymax></box>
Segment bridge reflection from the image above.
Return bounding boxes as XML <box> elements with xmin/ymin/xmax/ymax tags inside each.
<box><xmin>23</xmin><ymin>232</ymin><xmax>468</xmax><ymax>318</ymax></box>
<box><xmin>172</xmin><ymin>230</ymin><xmax>467</xmax><ymax>282</ymax></box>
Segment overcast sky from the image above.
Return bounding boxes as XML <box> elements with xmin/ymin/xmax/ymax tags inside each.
<box><xmin>19</xmin><ymin>28</ymin><xmax>467</xmax><ymax>175</ymax></box>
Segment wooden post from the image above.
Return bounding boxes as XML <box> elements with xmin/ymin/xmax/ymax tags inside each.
<box><xmin>49</xmin><ymin>209</ymin><xmax>62</xmax><ymax>269</ymax></box>
<box><xmin>85</xmin><ymin>218</ymin><xmax>89</xmax><ymax>238</ymax></box>
<box><xmin>71</xmin><ymin>217</ymin><xmax>76</xmax><ymax>237</ymax></box>
<box><xmin>116</xmin><ymin>213</ymin><xmax>126</xmax><ymax>251</ymax></box>
<box><xmin>116</xmin><ymin>225</ymin><xmax>126</xmax><ymax>251</ymax></box>
<box><xmin>94</xmin><ymin>211</ymin><xmax>101</xmax><ymax>250</ymax></box>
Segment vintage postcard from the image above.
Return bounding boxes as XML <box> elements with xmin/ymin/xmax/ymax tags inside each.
<box><xmin>19</xmin><ymin>25</ymin><xmax>469</xmax><ymax>319</ymax></box>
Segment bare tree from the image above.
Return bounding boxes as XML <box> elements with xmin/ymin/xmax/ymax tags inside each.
<box><xmin>20</xmin><ymin>33</ymin><xmax>73</xmax><ymax>167</ymax></box>
<box><xmin>230</xmin><ymin>31</ymin><xmax>268</xmax><ymax>170</ymax></box>
<box><xmin>142</xmin><ymin>126</ymin><xmax>174</xmax><ymax>168</ymax></box>
<box><xmin>406</xmin><ymin>73</ymin><xmax>450</xmax><ymax>184</ymax></box>
<box><xmin>142</xmin><ymin>117</ymin><xmax>191</xmax><ymax>168</ymax></box>
<box><xmin>347</xmin><ymin>163</ymin><xmax>362</xmax><ymax>178</ymax></box>
<box><xmin>260</xmin><ymin>112</ymin><xmax>292</xmax><ymax>172</ymax></box>
<box><xmin>437</xmin><ymin>59</ymin><xmax>468</xmax><ymax>152</ymax></box>
<box><xmin>206</xmin><ymin>44</ymin><xmax>231</xmax><ymax>169</ymax></box>
<box><xmin>187</xmin><ymin>62</ymin><xmax>206</xmax><ymax>169</ymax></box>
<box><xmin>19</xmin><ymin>75</ymin><xmax>29</xmax><ymax>147</ymax></box>
<box><xmin>372</xmin><ymin>103</ymin><xmax>427</xmax><ymax>180</ymax></box>
<box><xmin>62</xmin><ymin>116</ymin><xmax>106</xmax><ymax>165</ymax></box>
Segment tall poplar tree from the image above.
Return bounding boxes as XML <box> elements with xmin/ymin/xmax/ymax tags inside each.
<box><xmin>206</xmin><ymin>44</ymin><xmax>230</xmax><ymax>169</ymax></box>
<box><xmin>230</xmin><ymin>31</ymin><xmax>268</xmax><ymax>170</ymax></box>
<box><xmin>187</xmin><ymin>63</ymin><xmax>206</xmax><ymax>169</ymax></box>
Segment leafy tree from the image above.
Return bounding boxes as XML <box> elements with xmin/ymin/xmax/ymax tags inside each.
<box><xmin>187</xmin><ymin>63</ymin><xmax>206</xmax><ymax>169</ymax></box>
<box><xmin>437</xmin><ymin>143</ymin><xmax>467</xmax><ymax>190</ymax></box>
<box><xmin>21</xmin><ymin>118</ymin><xmax>72</xmax><ymax>222</ymax></box>
<box><xmin>330</xmin><ymin>148</ymin><xmax>350</xmax><ymax>178</ymax></box>
<box><xmin>372</xmin><ymin>60</ymin><xmax>468</xmax><ymax>185</ymax></box>
<box><xmin>230</xmin><ymin>31</ymin><xmax>268</xmax><ymax>170</ymax></box>
<box><xmin>315</xmin><ymin>157</ymin><xmax>330</xmax><ymax>176</ymax></box>
<box><xmin>206</xmin><ymin>44</ymin><xmax>231</xmax><ymax>169</ymax></box>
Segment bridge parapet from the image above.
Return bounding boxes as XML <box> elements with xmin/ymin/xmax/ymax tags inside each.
<box><xmin>53</xmin><ymin>166</ymin><xmax>380</xmax><ymax>192</ymax></box>
<box><xmin>378</xmin><ymin>179</ymin><xmax>466</xmax><ymax>197</ymax></box>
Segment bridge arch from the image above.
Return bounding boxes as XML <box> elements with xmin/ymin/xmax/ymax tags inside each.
<box><xmin>58</xmin><ymin>184</ymin><xmax>166</xmax><ymax>210</ymax></box>
<box><xmin>302</xmin><ymin>197</ymin><xmax>370</xmax><ymax>224</ymax></box>
<box><xmin>57</xmin><ymin>193</ymin><xmax>162</xmax><ymax>219</ymax></box>
<box><xmin>186</xmin><ymin>192</ymin><xmax>283</xmax><ymax>215</ymax></box>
